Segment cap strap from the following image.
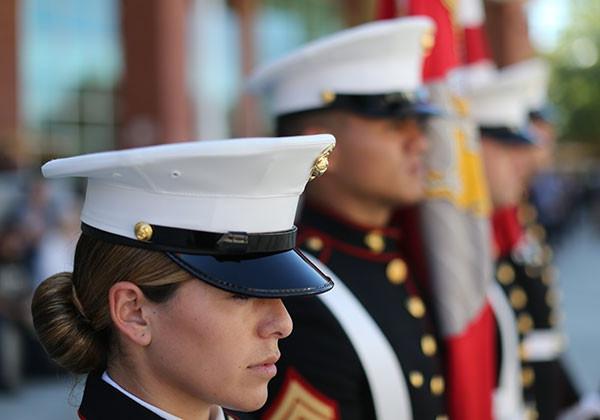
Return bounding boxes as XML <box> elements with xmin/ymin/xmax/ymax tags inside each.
<box><xmin>81</xmin><ymin>223</ymin><xmax>297</xmax><ymax>255</ymax></box>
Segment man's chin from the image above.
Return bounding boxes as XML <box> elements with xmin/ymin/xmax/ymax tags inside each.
<box><xmin>394</xmin><ymin>189</ymin><xmax>426</xmax><ymax>206</ymax></box>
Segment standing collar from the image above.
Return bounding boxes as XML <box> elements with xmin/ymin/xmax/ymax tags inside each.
<box><xmin>78</xmin><ymin>372</ymin><xmax>226</xmax><ymax>420</ymax></box>
<box><xmin>79</xmin><ymin>373</ymin><xmax>165</xmax><ymax>419</ymax></box>
<box><xmin>299</xmin><ymin>203</ymin><xmax>401</xmax><ymax>255</ymax></box>
<box><xmin>101</xmin><ymin>372</ymin><xmax>182</xmax><ymax>420</ymax></box>
<box><xmin>491</xmin><ymin>206</ymin><xmax>524</xmax><ymax>258</ymax></box>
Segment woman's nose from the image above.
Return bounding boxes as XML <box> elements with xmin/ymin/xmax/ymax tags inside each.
<box><xmin>258</xmin><ymin>299</ymin><xmax>293</xmax><ymax>339</ymax></box>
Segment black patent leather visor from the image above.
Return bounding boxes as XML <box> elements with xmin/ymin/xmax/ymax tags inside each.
<box><xmin>166</xmin><ymin>249</ymin><xmax>333</xmax><ymax>298</ymax></box>
<box><xmin>277</xmin><ymin>92</ymin><xmax>442</xmax><ymax>122</ymax></box>
<box><xmin>326</xmin><ymin>93</ymin><xmax>441</xmax><ymax>119</ymax></box>
<box><xmin>480</xmin><ymin>126</ymin><xmax>536</xmax><ymax>145</ymax></box>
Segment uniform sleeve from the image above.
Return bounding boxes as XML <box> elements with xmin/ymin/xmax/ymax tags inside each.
<box><xmin>234</xmin><ymin>296</ymin><xmax>375</xmax><ymax>420</ymax></box>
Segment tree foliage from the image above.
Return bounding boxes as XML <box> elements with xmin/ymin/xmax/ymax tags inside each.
<box><xmin>549</xmin><ymin>0</ymin><xmax>600</xmax><ymax>143</ymax></box>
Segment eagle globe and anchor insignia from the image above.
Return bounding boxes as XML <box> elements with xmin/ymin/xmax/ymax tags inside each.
<box><xmin>309</xmin><ymin>144</ymin><xmax>335</xmax><ymax>181</ymax></box>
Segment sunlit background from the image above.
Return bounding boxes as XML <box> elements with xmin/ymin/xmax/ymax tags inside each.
<box><xmin>1</xmin><ymin>0</ymin><xmax>600</xmax><ymax>418</ymax></box>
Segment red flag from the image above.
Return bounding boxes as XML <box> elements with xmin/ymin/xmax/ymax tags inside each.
<box><xmin>407</xmin><ymin>0</ymin><xmax>459</xmax><ymax>81</ymax></box>
<box><xmin>377</xmin><ymin>1</ymin><xmax>496</xmax><ymax>419</ymax></box>
<box><xmin>464</xmin><ymin>25</ymin><xmax>492</xmax><ymax>65</ymax></box>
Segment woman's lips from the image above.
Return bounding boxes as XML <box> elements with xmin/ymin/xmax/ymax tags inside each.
<box><xmin>248</xmin><ymin>363</ymin><xmax>278</xmax><ymax>378</ymax></box>
<box><xmin>248</xmin><ymin>354</ymin><xmax>280</xmax><ymax>378</ymax></box>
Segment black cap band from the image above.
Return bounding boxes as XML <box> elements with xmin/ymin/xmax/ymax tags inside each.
<box><xmin>278</xmin><ymin>92</ymin><xmax>439</xmax><ymax>120</ymax></box>
<box><xmin>328</xmin><ymin>92</ymin><xmax>419</xmax><ymax>117</ymax></box>
<box><xmin>81</xmin><ymin>222</ymin><xmax>297</xmax><ymax>255</ymax></box>
<box><xmin>480</xmin><ymin>126</ymin><xmax>535</xmax><ymax>145</ymax></box>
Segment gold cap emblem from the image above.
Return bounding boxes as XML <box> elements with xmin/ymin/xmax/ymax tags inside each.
<box><xmin>320</xmin><ymin>90</ymin><xmax>336</xmax><ymax>104</ymax></box>
<box><xmin>421</xmin><ymin>28</ymin><xmax>436</xmax><ymax>56</ymax></box>
<box><xmin>134</xmin><ymin>222</ymin><xmax>153</xmax><ymax>241</ymax></box>
<box><xmin>309</xmin><ymin>144</ymin><xmax>335</xmax><ymax>181</ymax></box>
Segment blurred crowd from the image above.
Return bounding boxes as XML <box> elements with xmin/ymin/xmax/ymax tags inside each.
<box><xmin>0</xmin><ymin>145</ymin><xmax>81</xmax><ymax>390</ymax></box>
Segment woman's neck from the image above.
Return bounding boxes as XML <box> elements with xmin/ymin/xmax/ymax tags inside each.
<box><xmin>107</xmin><ymin>364</ymin><xmax>213</xmax><ymax>420</ymax></box>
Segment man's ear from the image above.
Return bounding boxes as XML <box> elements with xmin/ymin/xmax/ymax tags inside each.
<box><xmin>108</xmin><ymin>282</ymin><xmax>152</xmax><ymax>346</ymax></box>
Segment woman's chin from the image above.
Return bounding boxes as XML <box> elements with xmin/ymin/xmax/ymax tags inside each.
<box><xmin>224</xmin><ymin>390</ymin><xmax>269</xmax><ymax>413</ymax></box>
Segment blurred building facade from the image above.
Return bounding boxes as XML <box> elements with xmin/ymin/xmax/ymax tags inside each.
<box><xmin>0</xmin><ymin>0</ymin><xmax>378</xmax><ymax>162</ymax></box>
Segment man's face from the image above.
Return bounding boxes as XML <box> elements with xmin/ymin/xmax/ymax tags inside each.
<box><xmin>325</xmin><ymin>113</ymin><xmax>429</xmax><ymax>207</ymax></box>
<box><xmin>481</xmin><ymin>137</ymin><xmax>532</xmax><ymax>208</ymax></box>
<box><xmin>528</xmin><ymin>119</ymin><xmax>556</xmax><ymax>174</ymax></box>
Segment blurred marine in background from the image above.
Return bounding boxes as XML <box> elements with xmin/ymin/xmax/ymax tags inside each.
<box><xmin>383</xmin><ymin>0</ymin><xmax>498</xmax><ymax>419</ymax></box>
<box><xmin>242</xmin><ymin>17</ymin><xmax>448</xmax><ymax>420</ymax></box>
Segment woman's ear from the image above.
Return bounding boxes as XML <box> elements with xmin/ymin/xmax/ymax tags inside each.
<box><xmin>108</xmin><ymin>282</ymin><xmax>152</xmax><ymax>346</ymax></box>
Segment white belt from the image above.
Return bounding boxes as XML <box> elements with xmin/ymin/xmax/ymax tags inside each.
<box><xmin>310</xmin><ymin>255</ymin><xmax>412</xmax><ymax>420</ymax></box>
<box><xmin>488</xmin><ymin>283</ymin><xmax>527</xmax><ymax>420</ymax></box>
<box><xmin>522</xmin><ymin>330</ymin><xmax>565</xmax><ymax>362</ymax></box>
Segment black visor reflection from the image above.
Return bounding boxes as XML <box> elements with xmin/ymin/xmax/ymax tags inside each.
<box><xmin>167</xmin><ymin>249</ymin><xmax>332</xmax><ymax>298</ymax></box>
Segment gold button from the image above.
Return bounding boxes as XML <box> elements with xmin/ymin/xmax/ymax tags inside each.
<box><xmin>519</xmin><ymin>343</ymin><xmax>528</xmax><ymax>361</ymax></box>
<box><xmin>364</xmin><ymin>231</ymin><xmax>385</xmax><ymax>253</ymax></box>
<box><xmin>409</xmin><ymin>371</ymin><xmax>424</xmax><ymax>388</ymax></box>
<box><xmin>436</xmin><ymin>416</ymin><xmax>449</xmax><ymax>420</ymax></box>
<box><xmin>543</xmin><ymin>245</ymin><xmax>554</xmax><ymax>264</ymax></box>
<box><xmin>526</xmin><ymin>406</ymin><xmax>539</xmax><ymax>420</ymax></box>
<box><xmin>406</xmin><ymin>296</ymin><xmax>426</xmax><ymax>318</ymax></box>
<box><xmin>305</xmin><ymin>236</ymin><xmax>324</xmax><ymax>252</ymax></box>
<box><xmin>528</xmin><ymin>224</ymin><xmax>546</xmax><ymax>242</ymax></box>
<box><xmin>548</xmin><ymin>311</ymin><xmax>561</xmax><ymax>327</ymax></box>
<box><xmin>430</xmin><ymin>375</ymin><xmax>445</xmax><ymax>395</ymax></box>
<box><xmin>525</xmin><ymin>265</ymin><xmax>541</xmax><ymax>278</ymax></box>
<box><xmin>421</xmin><ymin>334</ymin><xmax>437</xmax><ymax>356</ymax></box>
<box><xmin>134</xmin><ymin>222</ymin><xmax>153</xmax><ymax>241</ymax></box>
<box><xmin>521</xmin><ymin>366</ymin><xmax>535</xmax><ymax>387</ymax></box>
<box><xmin>545</xmin><ymin>290</ymin><xmax>556</xmax><ymax>307</ymax></box>
<box><xmin>541</xmin><ymin>266</ymin><xmax>556</xmax><ymax>285</ymax></box>
<box><xmin>321</xmin><ymin>90</ymin><xmax>336</xmax><ymax>104</ymax></box>
<box><xmin>517</xmin><ymin>204</ymin><xmax>538</xmax><ymax>225</ymax></box>
<box><xmin>496</xmin><ymin>263</ymin><xmax>515</xmax><ymax>285</ymax></box>
<box><xmin>509</xmin><ymin>287</ymin><xmax>528</xmax><ymax>310</ymax></box>
<box><xmin>386</xmin><ymin>258</ymin><xmax>408</xmax><ymax>285</ymax></box>
<box><xmin>518</xmin><ymin>313</ymin><xmax>534</xmax><ymax>334</ymax></box>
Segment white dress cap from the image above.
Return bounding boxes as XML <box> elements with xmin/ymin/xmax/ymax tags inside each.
<box><xmin>42</xmin><ymin>135</ymin><xmax>336</xmax><ymax>298</ymax></box>
<box><xmin>498</xmin><ymin>58</ymin><xmax>550</xmax><ymax>111</ymax></box>
<box><xmin>462</xmin><ymin>66</ymin><xmax>537</xmax><ymax>129</ymax></box>
<box><xmin>247</xmin><ymin>16</ymin><xmax>436</xmax><ymax>116</ymax></box>
<box><xmin>42</xmin><ymin>135</ymin><xmax>335</xmax><ymax>239</ymax></box>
